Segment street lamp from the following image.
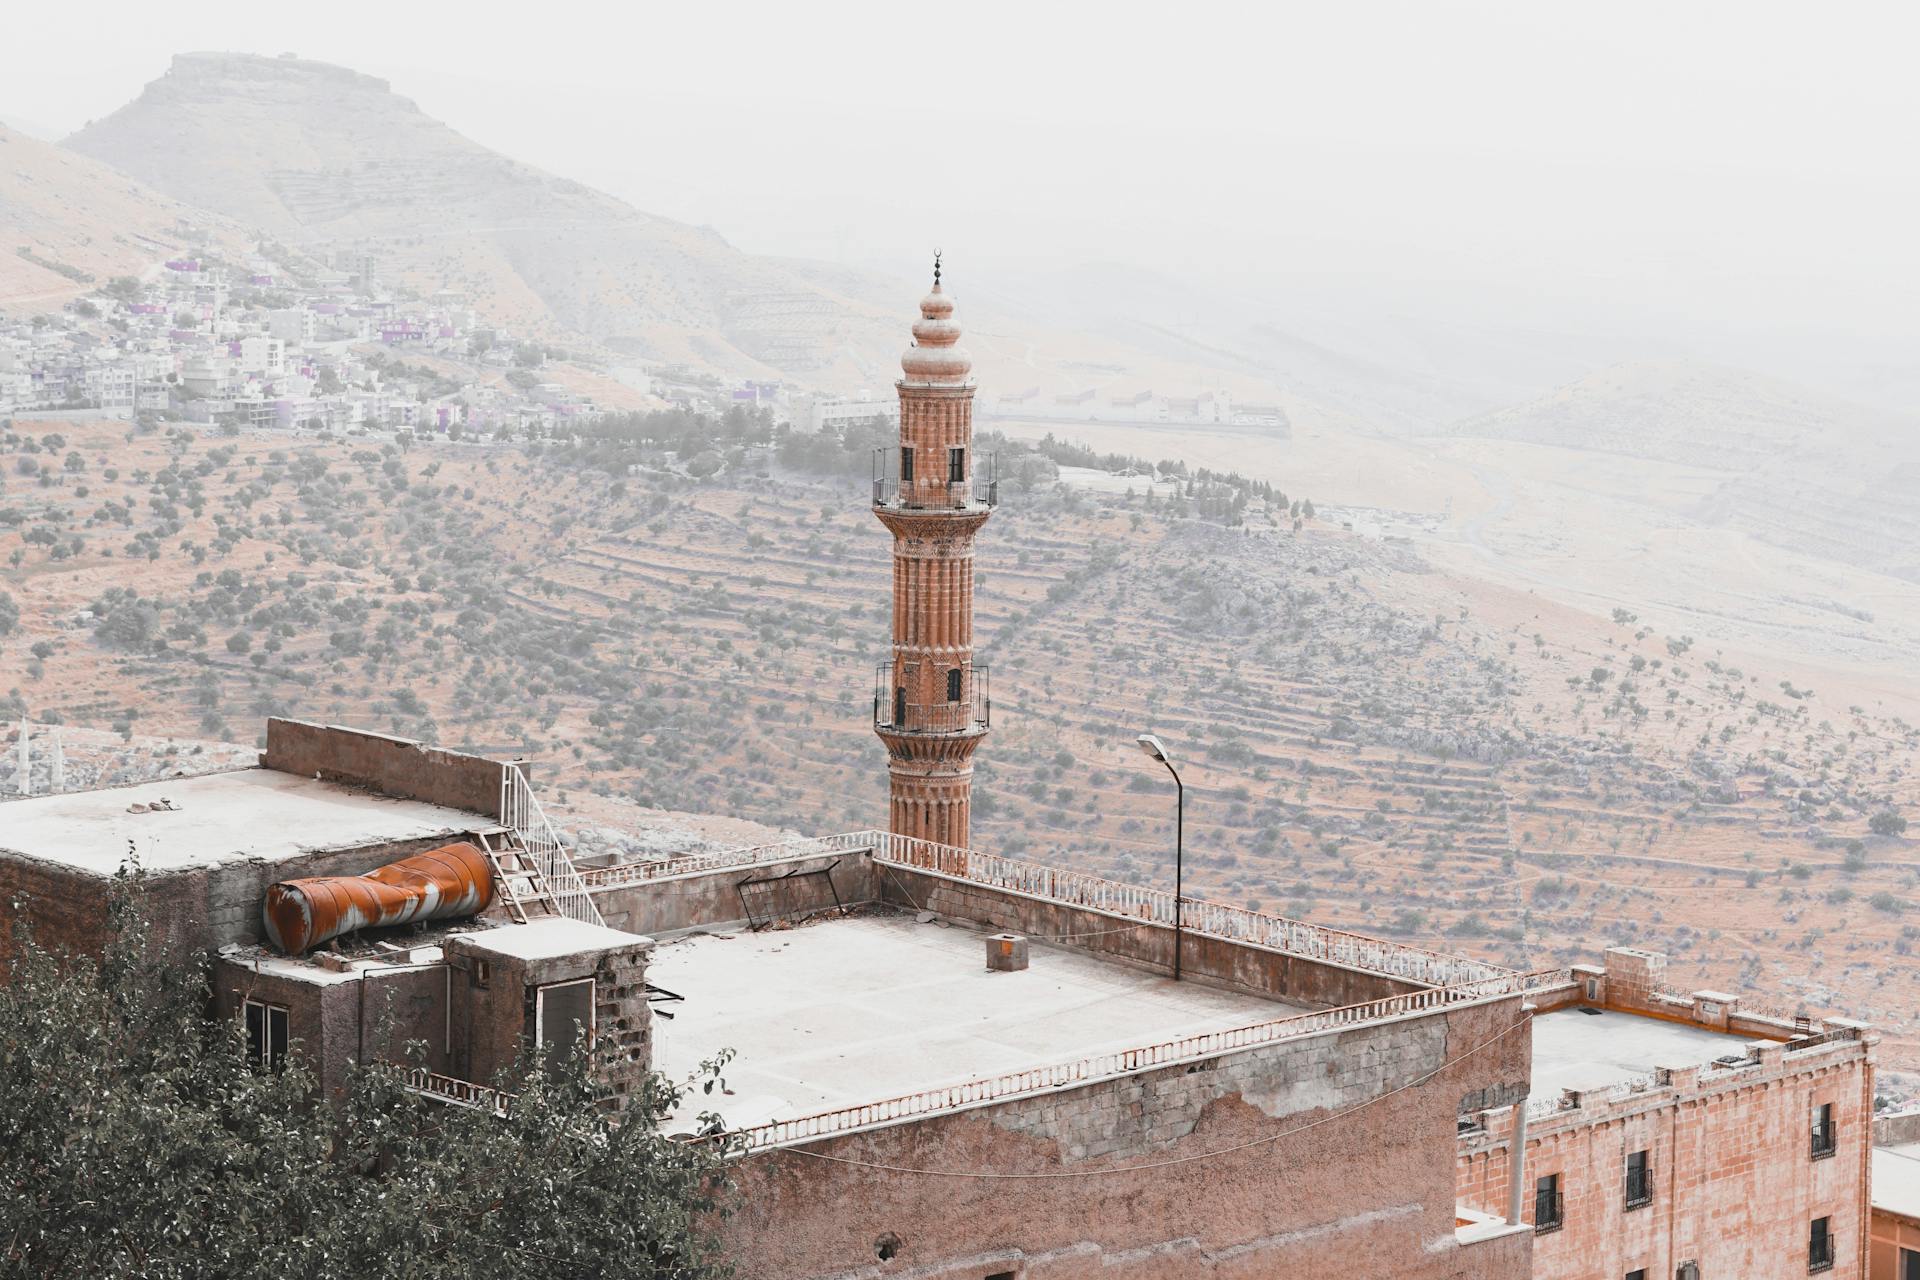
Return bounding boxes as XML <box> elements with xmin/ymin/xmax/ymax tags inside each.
<box><xmin>1134</xmin><ymin>733</ymin><xmax>1184</xmax><ymax>981</ymax></box>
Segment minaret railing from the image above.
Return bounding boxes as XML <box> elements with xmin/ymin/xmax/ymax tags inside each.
<box><xmin>871</xmin><ymin>448</ymin><xmax>997</xmax><ymax>511</ymax></box>
<box><xmin>873</xmin><ymin>663</ymin><xmax>990</xmax><ymax>734</ymax></box>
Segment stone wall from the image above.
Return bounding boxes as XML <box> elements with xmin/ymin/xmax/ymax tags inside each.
<box><xmin>879</xmin><ymin>862</ymin><xmax>1421</xmax><ymax>1009</ymax></box>
<box><xmin>1459</xmin><ymin>1038</ymin><xmax>1874</xmax><ymax>1280</ymax></box>
<box><xmin>719</xmin><ymin>997</ymin><xmax>1533</xmax><ymax>1279</ymax></box>
<box><xmin>591</xmin><ymin>852</ymin><xmax>876</xmax><ymax>938</ymax></box>
<box><xmin>262</xmin><ymin>718</ymin><xmax>513</xmax><ymax>819</ymax></box>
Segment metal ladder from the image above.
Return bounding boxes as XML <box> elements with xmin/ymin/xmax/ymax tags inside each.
<box><xmin>476</xmin><ymin>828</ymin><xmax>557</xmax><ymax>924</ymax></box>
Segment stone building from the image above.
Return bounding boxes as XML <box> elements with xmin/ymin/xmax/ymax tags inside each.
<box><xmin>0</xmin><ymin>714</ymin><xmax>1882</xmax><ymax>1277</ymax></box>
<box><xmin>0</xmin><ymin>718</ymin><xmax>655</xmax><ymax>1111</ymax></box>
<box><xmin>1869</xmin><ymin>1111</ymin><xmax>1920</xmax><ymax>1278</ymax></box>
<box><xmin>1459</xmin><ymin>947</ymin><xmax>1874</xmax><ymax>1280</ymax></box>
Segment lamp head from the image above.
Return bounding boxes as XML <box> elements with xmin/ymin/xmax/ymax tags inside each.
<box><xmin>1135</xmin><ymin>733</ymin><xmax>1170</xmax><ymax>764</ymax></box>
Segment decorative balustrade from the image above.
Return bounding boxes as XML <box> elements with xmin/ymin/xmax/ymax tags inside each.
<box><xmin>726</xmin><ymin>969</ymin><xmax>1557</xmax><ymax>1151</ymax></box>
<box><xmin>397</xmin><ymin>1066</ymin><xmax>512</xmax><ymax>1118</ymax></box>
<box><xmin>868</xmin><ymin>830</ymin><xmax>1518</xmax><ymax>989</ymax></box>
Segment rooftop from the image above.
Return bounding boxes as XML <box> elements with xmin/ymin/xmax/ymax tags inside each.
<box><xmin>454</xmin><ymin>917</ymin><xmax>649</xmax><ymax>962</ymax></box>
<box><xmin>1874</xmin><ymin>1145</ymin><xmax>1920</xmax><ymax>1221</ymax></box>
<box><xmin>0</xmin><ymin>767</ymin><xmax>487</xmax><ymax>875</ymax></box>
<box><xmin>648</xmin><ymin>911</ymin><xmax>1307</xmax><ymax>1133</ymax></box>
<box><xmin>1531</xmin><ymin>1006</ymin><xmax>1755</xmax><ymax>1096</ymax></box>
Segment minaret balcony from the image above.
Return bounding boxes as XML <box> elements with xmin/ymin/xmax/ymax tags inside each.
<box><xmin>873</xmin><ymin>662</ymin><xmax>990</xmax><ymax>736</ymax></box>
<box><xmin>872</xmin><ymin>448</ymin><xmax>998</xmax><ymax>513</ymax></box>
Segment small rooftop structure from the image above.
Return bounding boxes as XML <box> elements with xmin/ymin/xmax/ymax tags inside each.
<box><xmin>0</xmin><ymin>768</ymin><xmax>488</xmax><ymax>875</ymax></box>
<box><xmin>1529</xmin><ymin>1005</ymin><xmax>1757</xmax><ymax>1096</ymax></box>
<box><xmin>1874</xmin><ymin>1144</ymin><xmax>1920</xmax><ymax>1225</ymax></box>
<box><xmin>649</xmin><ymin>911</ymin><xmax>1310</xmax><ymax>1133</ymax></box>
<box><xmin>453</xmin><ymin>916</ymin><xmax>646</xmax><ymax>963</ymax></box>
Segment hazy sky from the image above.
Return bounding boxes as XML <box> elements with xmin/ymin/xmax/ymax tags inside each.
<box><xmin>7</xmin><ymin>1</ymin><xmax>1918</xmax><ymax>395</ymax></box>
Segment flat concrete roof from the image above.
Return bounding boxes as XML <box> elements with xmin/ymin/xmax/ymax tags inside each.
<box><xmin>648</xmin><ymin>912</ymin><xmax>1308</xmax><ymax>1132</ymax></box>
<box><xmin>454</xmin><ymin>918</ymin><xmax>651</xmax><ymax>961</ymax></box>
<box><xmin>0</xmin><ymin>768</ymin><xmax>487</xmax><ymax>875</ymax></box>
<box><xmin>1531</xmin><ymin>1007</ymin><xmax>1756</xmax><ymax>1096</ymax></box>
<box><xmin>1876</xmin><ymin>1146</ymin><xmax>1920</xmax><ymax>1221</ymax></box>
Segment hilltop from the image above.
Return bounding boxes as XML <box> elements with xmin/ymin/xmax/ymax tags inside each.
<box><xmin>64</xmin><ymin>53</ymin><xmax>906</xmax><ymax>385</ymax></box>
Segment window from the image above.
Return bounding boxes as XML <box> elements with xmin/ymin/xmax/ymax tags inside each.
<box><xmin>1533</xmin><ymin>1173</ymin><xmax>1563</xmax><ymax>1233</ymax></box>
<box><xmin>536</xmin><ymin>978</ymin><xmax>595</xmax><ymax>1078</ymax></box>
<box><xmin>986</xmin><ymin>1273</ymin><xmax>1017</xmax><ymax>1280</ymax></box>
<box><xmin>1625</xmin><ymin>1149</ymin><xmax>1652</xmax><ymax>1208</ymax></box>
<box><xmin>1901</xmin><ymin>1246</ymin><xmax>1920</xmax><ymax>1280</ymax></box>
<box><xmin>947</xmin><ymin>668</ymin><xmax>963</xmax><ymax>702</ymax></box>
<box><xmin>1676</xmin><ymin>1265</ymin><xmax>1699</xmax><ymax>1280</ymax></box>
<box><xmin>899</xmin><ymin>446</ymin><xmax>914</xmax><ymax>483</ymax></box>
<box><xmin>948</xmin><ymin>446</ymin><xmax>965</xmax><ymax>484</ymax></box>
<box><xmin>1627</xmin><ymin>1271</ymin><xmax>1647</xmax><ymax>1280</ymax></box>
<box><xmin>242</xmin><ymin>998</ymin><xmax>289</xmax><ymax>1070</ymax></box>
<box><xmin>1811</xmin><ymin>1102</ymin><xmax>1836</xmax><ymax>1158</ymax></box>
<box><xmin>1809</xmin><ymin>1216</ymin><xmax>1834</xmax><ymax>1272</ymax></box>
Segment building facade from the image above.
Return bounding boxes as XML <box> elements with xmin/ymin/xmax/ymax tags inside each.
<box><xmin>1459</xmin><ymin>947</ymin><xmax>1875</xmax><ymax>1280</ymax></box>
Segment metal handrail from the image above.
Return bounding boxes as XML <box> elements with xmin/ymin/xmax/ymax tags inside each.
<box><xmin>871</xmin><ymin>447</ymin><xmax>997</xmax><ymax>510</ymax></box>
<box><xmin>500</xmin><ymin>762</ymin><xmax>605</xmax><ymax>928</ymax></box>
<box><xmin>873</xmin><ymin>664</ymin><xmax>990</xmax><ymax>735</ymax></box>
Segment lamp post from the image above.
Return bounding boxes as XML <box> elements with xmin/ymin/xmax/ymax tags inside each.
<box><xmin>1134</xmin><ymin>733</ymin><xmax>1184</xmax><ymax>981</ymax></box>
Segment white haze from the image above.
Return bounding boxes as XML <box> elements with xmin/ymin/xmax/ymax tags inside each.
<box><xmin>6</xmin><ymin>0</ymin><xmax>1919</xmax><ymax>413</ymax></box>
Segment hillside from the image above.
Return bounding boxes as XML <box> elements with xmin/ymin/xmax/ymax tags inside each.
<box><xmin>0</xmin><ymin>123</ymin><xmax>239</xmax><ymax>313</ymax></box>
<box><xmin>1437</xmin><ymin>359</ymin><xmax>1920</xmax><ymax>585</ymax></box>
<box><xmin>2</xmin><ymin>413</ymin><xmax>1918</xmax><ymax>1082</ymax></box>
<box><xmin>64</xmin><ymin>53</ymin><xmax>906</xmax><ymax>384</ymax></box>
<box><xmin>1441</xmin><ymin>359</ymin><xmax>1904</xmax><ymax>471</ymax></box>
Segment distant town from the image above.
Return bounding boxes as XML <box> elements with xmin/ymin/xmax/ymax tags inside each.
<box><xmin>2</xmin><ymin>229</ymin><xmax>1288</xmax><ymax>448</ymax></box>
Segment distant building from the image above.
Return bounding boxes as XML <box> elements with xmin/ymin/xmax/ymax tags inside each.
<box><xmin>790</xmin><ymin>391</ymin><xmax>898</xmax><ymax>434</ymax></box>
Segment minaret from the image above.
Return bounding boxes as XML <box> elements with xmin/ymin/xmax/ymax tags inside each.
<box><xmin>872</xmin><ymin>254</ymin><xmax>995</xmax><ymax>847</ymax></box>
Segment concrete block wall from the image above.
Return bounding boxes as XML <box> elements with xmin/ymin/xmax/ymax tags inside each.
<box><xmin>592</xmin><ymin>852</ymin><xmax>876</xmax><ymax>938</ymax></box>
<box><xmin>262</xmin><ymin>718</ymin><xmax>513</xmax><ymax>819</ymax></box>
<box><xmin>443</xmin><ymin>929</ymin><xmax>653</xmax><ymax>1112</ymax></box>
<box><xmin>719</xmin><ymin>997</ymin><xmax>1533</xmax><ymax>1279</ymax></box>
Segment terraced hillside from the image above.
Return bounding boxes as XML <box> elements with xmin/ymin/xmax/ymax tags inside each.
<box><xmin>3</xmin><ymin>414</ymin><xmax>1919</xmax><ymax>1079</ymax></box>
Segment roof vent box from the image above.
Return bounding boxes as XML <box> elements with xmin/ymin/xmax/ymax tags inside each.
<box><xmin>986</xmin><ymin>934</ymin><xmax>1029</xmax><ymax>973</ymax></box>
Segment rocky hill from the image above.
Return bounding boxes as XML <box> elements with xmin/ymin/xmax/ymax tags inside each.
<box><xmin>64</xmin><ymin>53</ymin><xmax>905</xmax><ymax>384</ymax></box>
<box><xmin>0</xmin><ymin>123</ymin><xmax>238</xmax><ymax>313</ymax></box>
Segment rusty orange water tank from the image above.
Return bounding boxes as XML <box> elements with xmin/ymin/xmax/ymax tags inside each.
<box><xmin>263</xmin><ymin>841</ymin><xmax>494</xmax><ymax>955</ymax></box>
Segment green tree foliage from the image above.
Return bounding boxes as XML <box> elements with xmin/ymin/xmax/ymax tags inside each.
<box><xmin>0</xmin><ymin>869</ymin><xmax>738</xmax><ymax>1279</ymax></box>
<box><xmin>1871</xmin><ymin>810</ymin><xmax>1910</xmax><ymax>837</ymax></box>
<box><xmin>0</xmin><ymin>589</ymin><xmax>16</xmax><ymax>636</ymax></box>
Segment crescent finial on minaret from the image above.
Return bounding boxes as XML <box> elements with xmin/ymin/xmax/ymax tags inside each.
<box><xmin>933</xmin><ymin>249</ymin><xmax>942</xmax><ymax>286</ymax></box>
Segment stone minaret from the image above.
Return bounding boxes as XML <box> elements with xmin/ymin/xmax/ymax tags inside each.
<box><xmin>872</xmin><ymin>255</ymin><xmax>994</xmax><ymax>847</ymax></box>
